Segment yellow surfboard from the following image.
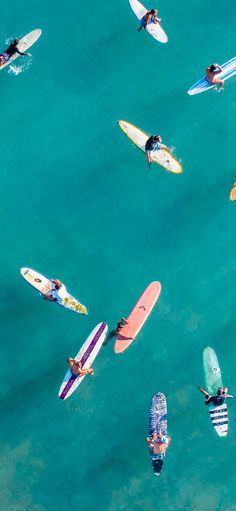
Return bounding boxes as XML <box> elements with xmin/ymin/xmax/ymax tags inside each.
<box><xmin>20</xmin><ymin>267</ymin><xmax>88</xmax><ymax>315</ymax></box>
<box><xmin>117</xmin><ymin>120</ymin><xmax>182</xmax><ymax>174</ymax></box>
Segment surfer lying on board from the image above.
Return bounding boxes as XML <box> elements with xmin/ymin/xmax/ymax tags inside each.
<box><xmin>138</xmin><ymin>9</ymin><xmax>161</xmax><ymax>32</ymax></box>
<box><xmin>198</xmin><ymin>386</ymin><xmax>233</xmax><ymax>406</ymax></box>
<box><xmin>68</xmin><ymin>358</ymin><xmax>94</xmax><ymax>377</ymax></box>
<box><xmin>44</xmin><ymin>279</ymin><xmax>67</xmax><ymax>302</ymax></box>
<box><xmin>206</xmin><ymin>64</ymin><xmax>224</xmax><ymax>89</ymax></box>
<box><xmin>146</xmin><ymin>432</ymin><xmax>170</xmax><ymax>454</ymax></box>
<box><xmin>145</xmin><ymin>135</ymin><xmax>168</xmax><ymax>164</ymax></box>
<box><xmin>0</xmin><ymin>38</ymin><xmax>31</xmax><ymax>67</ymax></box>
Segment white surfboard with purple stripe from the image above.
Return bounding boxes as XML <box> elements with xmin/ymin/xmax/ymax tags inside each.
<box><xmin>59</xmin><ymin>322</ymin><xmax>108</xmax><ymax>400</ymax></box>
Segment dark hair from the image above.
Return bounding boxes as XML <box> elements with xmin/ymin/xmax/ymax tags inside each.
<box><xmin>217</xmin><ymin>388</ymin><xmax>222</xmax><ymax>396</ymax></box>
<box><xmin>154</xmin><ymin>135</ymin><xmax>161</xmax><ymax>141</ymax></box>
<box><xmin>210</xmin><ymin>64</ymin><xmax>216</xmax><ymax>72</ymax></box>
<box><xmin>14</xmin><ymin>38</ymin><xmax>19</xmax><ymax>44</ymax></box>
<box><xmin>150</xmin><ymin>9</ymin><xmax>156</xmax><ymax>14</ymax></box>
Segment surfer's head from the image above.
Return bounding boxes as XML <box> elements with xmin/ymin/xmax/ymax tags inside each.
<box><xmin>14</xmin><ymin>38</ymin><xmax>19</xmax><ymax>45</ymax></box>
<box><xmin>210</xmin><ymin>64</ymin><xmax>216</xmax><ymax>72</ymax></box>
<box><xmin>154</xmin><ymin>135</ymin><xmax>161</xmax><ymax>142</ymax></box>
<box><xmin>150</xmin><ymin>9</ymin><xmax>157</xmax><ymax>15</ymax></box>
<box><xmin>53</xmin><ymin>279</ymin><xmax>61</xmax><ymax>289</ymax></box>
<box><xmin>217</xmin><ymin>387</ymin><xmax>223</xmax><ymax>395</ymax></box>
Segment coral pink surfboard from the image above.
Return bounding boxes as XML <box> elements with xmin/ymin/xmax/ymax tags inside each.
<box><xmin>114</xmin><ymin>281</ymin><xmax>161</xmax><ymax>353</ymax></box>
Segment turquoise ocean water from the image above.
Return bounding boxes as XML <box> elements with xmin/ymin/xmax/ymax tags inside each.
<box><xmin>1</xmin><ymin>0</ymin><xmax>236</xmax><ymax>510</ymax></box>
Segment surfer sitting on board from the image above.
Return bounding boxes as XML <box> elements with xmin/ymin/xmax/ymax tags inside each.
<box><xmin>206</xmin><ymin>64</ymin><xmax>224</xmax><ymax>89</ymax></box>
<box><xmin>44</xmin><ymin>279</ymin><xmax>67</xmax><ymax>302</ymax></box>
<box><xmin>145</xmin><ymin>135</ymin><xmax>168</xmax><ymax>164</ymax></box>
<box><xmin>116</xmin><ymin>317</ymin><xmax>128</xmax><ymax>331</ymax></box>
<box><xmin>138</xmin><ymin>9</ymin><xmax>161</xmax><ymax>32</ymax></box>
<box><xmin>0</xmin><ymin>38</ymin><xmax>31</xmax><ymax>67</ymax></box>
<box><xmin>68</xmin><ymin>358</ymin><xmax>94</xmax><ymax>377</ymax></box>
<box><xmin>198</xmin><ymin>386</ymin><xmax>233</xmax><ymax>406</ymax></box>
<box><xmin>146</xmin><ymin>432</ymin><xmax>170</xmax><ymax>454</ymax></box>
<box><xmin>103</xmin><ymin>318</ymin><xmax>128</xmax><ymax>346</ymax></box>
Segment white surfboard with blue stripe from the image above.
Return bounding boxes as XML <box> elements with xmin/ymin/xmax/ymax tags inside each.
<box><xmin>188</xmin><ymin>56</ymin><xmax>236</xmax><ymax>95</ymax></box>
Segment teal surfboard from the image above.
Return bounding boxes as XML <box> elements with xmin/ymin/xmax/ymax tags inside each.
<box><xmin>203</xmin><ymin>347</ymin><xmax>222</xmax><ymax>395</ymax></box>
<box><xmin>203</xmin><ymin>347</ymin><xmax>228</xmax><ymax>437</ymax></box>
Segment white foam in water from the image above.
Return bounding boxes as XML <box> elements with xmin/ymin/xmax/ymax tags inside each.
<box><xmin>8</xmin><ymin>65</ymin><xmax>23</xmax><ymax>76</ymax></box>
<box><xmin>8</xmin><ymin>58</ymin><xmax>32</xmax><ymax>76</ymax></box>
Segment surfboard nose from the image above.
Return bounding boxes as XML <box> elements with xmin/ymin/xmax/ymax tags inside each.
<box><xmin>20</xmin><ymin>267</ymin><xmax>29</xmax><ymax>276</ymax></box>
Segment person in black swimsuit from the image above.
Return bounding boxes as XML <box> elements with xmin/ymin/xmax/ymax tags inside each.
<box><xmin>103</xmin><ymin>318</ymin><xmax>128</xmax><ymax>346</ymax></box>
<box><xmin>145</xmin><ymin>135</ymin><xmax>168</xmax><ymax>164</ymax></box>
<box><xmin>198</xmin><ymin>386</ymin><xmax>233</xmax><ymax>406</ymax></box>
<box><xmin>0</xmin><ymin>38</ymin><xmax>31</xmax><ymax>67</ymax></box>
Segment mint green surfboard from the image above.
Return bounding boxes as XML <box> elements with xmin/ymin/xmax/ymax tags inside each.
<box><xmin>203</xmin><ymin>347</ymin><xmax>228</xmax><ymax>437</ymax></box>
<box><xmin>203</xmin><ymin>347</ymin><xmax>222</xmax><ymax>395</ymax></box>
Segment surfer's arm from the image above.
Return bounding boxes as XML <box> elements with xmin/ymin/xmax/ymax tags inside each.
<box><xmin>214</xmin><ymin>64</ymin><xmax>223</xmax><ymax>73</ymax></box>
<box><xmin>15</xmin><ymin>48</ymin><xmax>28</xmax><ymax>56</ymax></box>
<box><xmin>160</xmin><ymin>143</ymin><xmax>168</xmax><ymax>151</ymax></box>
<box><xmin>78</xmin><ymin>367</ymin><xmax>94</xmax><ymax>376</ymax></box>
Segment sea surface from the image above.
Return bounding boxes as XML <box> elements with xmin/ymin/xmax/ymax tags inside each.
<box><xmin>1</xmin><ymin>1</ymin><xmax>236</xmax><ymax>510</ymax></box>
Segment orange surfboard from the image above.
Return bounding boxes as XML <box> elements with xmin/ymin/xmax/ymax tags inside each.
<box><xmin>230</xmin><ymin>182</ymin><xmax>236</xmax><ymax>201</ymax></box>
<box><xmin>114</xmin><ymin>281</ymin><xmax>161</xmax><ymax>354</ymax></box>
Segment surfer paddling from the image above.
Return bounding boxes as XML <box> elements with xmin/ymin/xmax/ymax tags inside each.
<box><xmin>138</xmin><ymin>9</ymin><xmax>161</xmax><ymax>32</ymax></box>
<box><xmin>0</xmin><ymin>38</ymin><xmax>31</xmax><ymax>67</ymax></box>
<box><xmin>206</xmin><ymin>64</ymin><xmax>224</xmax><ymax>89</ymax></box>
<box><xmin>198</xmin><ymin>386</ymin><xmax>233</xmax><ymax>406</ymax></box>
<box><xmin>145</xmin><ymin>135</ymin><xmax>168</xmax><ymax>164</ymax></box>
<box><xmin>146</xmin><ymin>432</ymin><xmax>171</xmax><ymax>454</ymax></box>
<box><xmin>68</xmin><ymin>358</ymin><xmax>94</xmax><ymax>377</ymax></box>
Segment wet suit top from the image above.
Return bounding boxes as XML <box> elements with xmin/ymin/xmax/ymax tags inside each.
<box><xmin>5</xmin><ymin>42</ymin><xmax>27</xmax><ymax>57</ymax></box>
<box><xmin>205</xmin><ymin>393</ymin><xmax>233</xmax><ymax>406</ymax></box>
<box><xmin>145</xmin><ymin>136</ymin><xmax>161</xmax><ymax>151</ymax></box>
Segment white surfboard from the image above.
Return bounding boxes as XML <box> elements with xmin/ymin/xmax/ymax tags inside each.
<box><xmin>20</xmin><ymin>267</ymin><xmax>88</xmax><ymax>315</ymax></box>
<box><xmin>0</xmin><ymin>29</ymin><xmax>42</xmax><ymax>70</ymax></box>
<box><xmin>59</xmin><ymin>322</ymin><xmax>108</xmax><ymax>400</ymax></box>
<box><xmin>188</xmin><ymin>57</ymin><xmax>236</xmax><ymax>95</ymax></box>
<box><xmin>118</xmin><ymin>120</ymin><xmax>182</xmax><ymax>174</ymax></box>
<box><xmin>129</xmin><ymin>0</ymin><xmax>168</xmax><ymax>43</ymax></box>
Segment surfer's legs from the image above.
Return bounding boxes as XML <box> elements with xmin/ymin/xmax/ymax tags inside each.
<box><xmin>197</xmin><ymin>386</ymin><xmax>209</xmax><ymax>398</ymax></box>
<box><xmin>213</xmin><ymin>78</ymin><xmax>224</xmax><ymax>90</ymax></box>
<box><xmin>138</xmin><ymin>17</ymin><xmax>146</xmax><ymax>32</ymax></box>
